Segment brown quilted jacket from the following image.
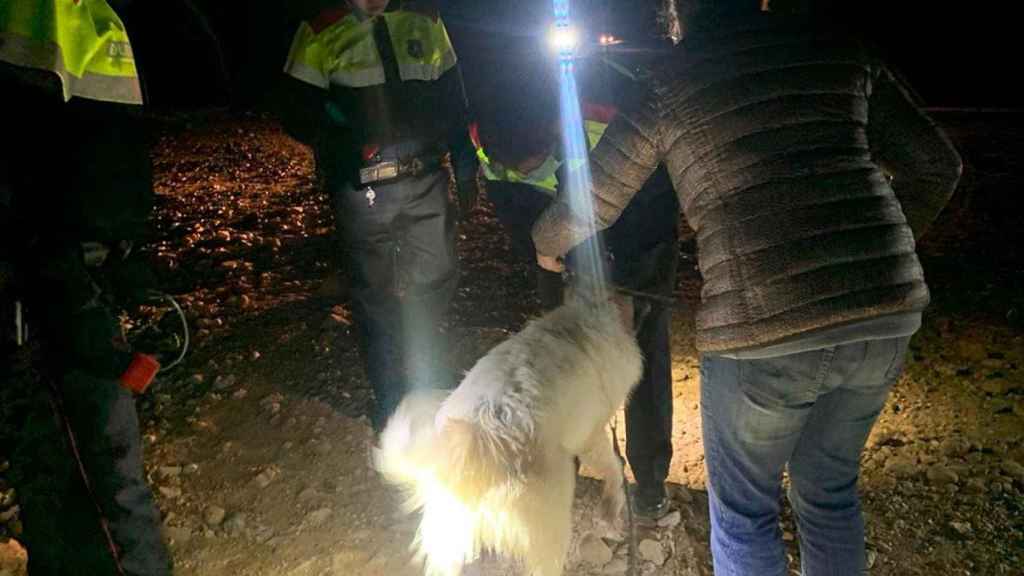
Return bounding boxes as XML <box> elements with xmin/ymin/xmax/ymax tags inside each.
<box><xmin>532</xmin><ymin>13</ymin><xmax>962</xmax><ymax>354</ymax></box>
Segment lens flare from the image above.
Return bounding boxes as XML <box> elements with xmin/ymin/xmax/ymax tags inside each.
<box><xmin>547</xmin><ymin>25</ymin><xmax>579</xmax><ymax>54</ymax></box>
<box><xmin>553</xmin><ymin>0</ymin><xmax>608</xmax><ymax>298</ymax></box>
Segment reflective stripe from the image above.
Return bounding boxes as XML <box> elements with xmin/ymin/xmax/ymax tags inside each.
<box><xmin>328</xmin><ymin>65</ymin><xmax>385</xmax><ymax>88</ymax></box>
<box><xmin>285</xmin><ymin>16</ymin><xmax>382</xmax><ymax>88</ymax></box>
<box><xmin>560</xmin><ymin>120</ymin><xmax>609</xmax><ymax>174</ymax></box>
<box><xmin>0</xmin><ymin>31</ymin><xmax>142</xmax><ymax>104</ymax></box>
<box><xmin>284</xmin><ymin>10</ymin><xmax>456</xmax><ymax>89</ymax></box>
<box><xmin>396</xmin><ymin>48</ymin><xmax>456</xmax><ymax>82</ymax></box>
<box><xmin>0</xmin><ymin>0</ymin><xmax>142</xmax><ymax>104</ymax></box>
<box><xmin>327</xmin><ymin>15</ymin><xmax>384</xmax><ymax>87</ymax></box>
<box><xmin>472</xmin><ymin>105</ymin><xmax>614</xmax><ymax>195</ymax></box>
<box><xmin>585</xmin><ymin>119</ymin><xmax>609</xmax><ymax>149</ymax></box>
<box><xmin>63</xmin><ymin>64</ymin><xmax>142</xmax><ymax>104</ymax></box>
<box><xmin>477</xmin><ymin>149</ymin><xmax>559</xmax><ymax>195</ymax></box>
<box><xmin>0</xmin><ymin>0</ymin><xmax>138</xmax><ymax>78</ymax></box>
<box><xmin>472</xmin><ymin>123</ymin><xmax>557</xmax><ymax>193</ymax></box>
<box><xmin>283</xmin><ymin>22</ymin><xmax>330</xmax><ymax>88</ymax></box>
<box><xmin>473</xmin><ymin>122</ymin><xmax>607</xmax><ymax>196</ymax></box>
<box><xmin>286</xmin><ymin>60</ymin><xmax>330</xmax><ymax>89</ymax></box>
<box><xmin>517</xmin><ymin>155</ymin><xmax>559</xmax><ymax>194</ymax></box>
<box><xmin>475</xmin><ymin>147</ymin><xmax>495</xmax><ymax>175</ymax></box>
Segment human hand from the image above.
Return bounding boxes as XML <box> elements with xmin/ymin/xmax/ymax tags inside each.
<box><xmin>536</xmin><ymin>252</ymin><xmax>565</xmax><ymax>273</ymax></box>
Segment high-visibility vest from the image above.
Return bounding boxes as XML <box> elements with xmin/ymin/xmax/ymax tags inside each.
<box><xmin>582</xmin><ymin>101</ymin><xmax>615</xmax><ymax>150</ymax></box>
<box><xmin>0</xmin><ymin>0</ymin><xmax>142</xmax><ymax>104</ymax></box>
<box><xmin>469</xmin><ymin>122</ymin><xmax>561</xmax><ymax>195</ymax></box>
<box><xmin>470</xmin><ymin>101</ymin><xmax>618</xmax><ymax>196</ymax></box>
<box><xmin>284</xmin><ymin>5</ymin><xmax>457</xmax><ymax>90</ymax></box>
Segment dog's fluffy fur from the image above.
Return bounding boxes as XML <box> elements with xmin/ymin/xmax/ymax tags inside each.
<box><xmin>374</xmin><ymin>294</ymin><xmax>643</xmax><ymax>576</ymax></box>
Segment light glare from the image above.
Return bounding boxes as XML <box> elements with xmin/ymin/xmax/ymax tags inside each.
<box><xmin>548</xmin><ymin>25</ymin><xmax>579</xmax><ymax>53</ymax></box>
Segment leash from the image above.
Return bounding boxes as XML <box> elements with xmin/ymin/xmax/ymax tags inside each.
<box><xmin>609</xmin><ymin>414</ymin><xmax>639</xmax><ymax>576</ymax></box>
<box><xmin>609</xmin><ymin>284</ymin><xmax>678</xmax><ymax>306</ymax></box>
<box><xmin>560</xmin><ymin>268</ymin><xmax>679</xmax><ymax>307</ymax></box>
<box><xmin>147</xmin><ymin>290</ymin><xmax>190</xmax><ymax>373</ymax></box>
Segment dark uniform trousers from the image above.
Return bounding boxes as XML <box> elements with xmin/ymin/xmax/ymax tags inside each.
<box><xmin>333</xmin><ymin>167</ymin><xmax>457</xmax><ymax>431</ymax></box>
<box><xmin>485</xmin><ymin>181</ymin><xmax>564</xmax><ymax>309</ymax></box>
<box><xmin>1</xmin><ymin>74</ymin><xmax>171</xmax><ymax>576</ymax></box>
<box><xmin>487</xmin><ymin>168</ymin><xmax>679</xmax><ymax>499</ymax></box>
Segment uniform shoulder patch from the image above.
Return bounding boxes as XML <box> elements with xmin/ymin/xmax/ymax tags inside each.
<box><xmin>398</xmin><ymin>0</ymin><xmax>441</xmax><ymax>21</ymax></box>
<box><xmin>310</xmin><ymin>6</ymin><xmax>352</xmax><ymax>34</ymax></box>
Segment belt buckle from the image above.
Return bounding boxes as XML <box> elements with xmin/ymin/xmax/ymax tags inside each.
<box><xmin>359</xmin><ymin>161</ymin><xmax>399</xmax><ymax>185</ymax></box>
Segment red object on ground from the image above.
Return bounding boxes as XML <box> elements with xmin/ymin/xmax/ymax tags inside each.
<box><xmin>119</xmin><ymin>353</ymin><xmax>160</xmax><ymax>394</ymax></box>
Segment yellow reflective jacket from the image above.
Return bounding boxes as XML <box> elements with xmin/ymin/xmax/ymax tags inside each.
<box><xmin>279</xmin><ymin>2</ymin><xmax>477</xmax><ymax>185</ymax></box>
<box><xmin>0</xmin><ymin>0</ymin><xmax>142</xmax><ymax>104</ymax></box>
<box><xmin>470</xmin><ymin>101</ymin><xmax>617</xmax><ymax>196</ymax></box>
<box><xmin>284</xmin><ymin>4</ymin><xmax>457</xmax><ymax>89</ymax></box>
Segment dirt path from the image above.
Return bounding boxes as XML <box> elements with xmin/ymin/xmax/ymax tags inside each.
<box><xmin>2</xmin><ymin>113</ymin><xmax>1022</xmax><ymax>576</ymax></box>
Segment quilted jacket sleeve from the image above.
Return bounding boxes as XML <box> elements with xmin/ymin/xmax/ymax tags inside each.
<box><xmin>532</xmin><ymin>85</ymin><xmax>665</xmax><ymax>257</ymax></box>
<box><xmin>867</xmin><ymin>64</ymin><xmax>963</xmax><ymax>240</ymax></box>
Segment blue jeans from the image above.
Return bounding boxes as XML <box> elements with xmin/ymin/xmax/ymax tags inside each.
<box><xmin>701</xmin><ymin>337</ymin><xmax>911</xmax><ymax>576</ymax></box>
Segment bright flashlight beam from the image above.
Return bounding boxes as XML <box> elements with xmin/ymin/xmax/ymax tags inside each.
<box><xmin>548</xmin><ymin>25</ymin><xmax>579</xmax><ymax>54</ymax></box>
<box><xmin>553</xmin><ymin>0</ymin><xmax>607</xmax><ymax>299</ymax></box>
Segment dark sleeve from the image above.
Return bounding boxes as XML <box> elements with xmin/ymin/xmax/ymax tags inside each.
<box><xmin>441</xmin><ymin>63</ymin><xmax>479</xmax><ymax>183</ymax></box>
<box><xmin>271</xmin><ymin>75</ymin><xmax>328</xmax><ymax>146</ymax></box>
<box><xmin>868</xmin><ymin>64</ymin><xmax>963</xmax><ymax>239</ymax></box>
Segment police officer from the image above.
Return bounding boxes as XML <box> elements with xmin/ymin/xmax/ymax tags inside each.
<box><xmin>470</xmin><ymin>71</ymin><xmax>564</xmax><ymax>309</ymax></box>
<box><xmin>279</xmin><ymin>0</ymin><xmax>478</xmax><ymax>432</ymax></box>
<box><xmin>0</xmin><ymin>1</ymin><xmax>172</xmax><ymax>574</ymax></box>
<box><xmin>472</xmin><ymin>50</ymin><xmax>680</xmax><ymax>520</ymax></box>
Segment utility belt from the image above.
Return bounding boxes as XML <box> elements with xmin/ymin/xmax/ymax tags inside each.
<box><xmin>356</xmin><ymin>145</ymin><xmax>446</xmax><ymax>186</ymax></box>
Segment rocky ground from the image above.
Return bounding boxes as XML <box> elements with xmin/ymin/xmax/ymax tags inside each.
<box><xmin>2</xmin><ymin>111</ymin><xmax>1022</xmax><ymax>576</ymax></box>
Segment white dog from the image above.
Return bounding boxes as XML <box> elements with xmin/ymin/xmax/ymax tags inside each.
<box><xmin>374</xmin><ymin>291</ymin><xmax>643</xmax><ymax>576</ymax></box>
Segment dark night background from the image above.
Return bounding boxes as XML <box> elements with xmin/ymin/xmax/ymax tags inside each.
<box><xmin>2</xmin><ymin>1</ymin><xmax>1022</xmax><ymax>575</ymax></box>
<box><xmin>127</xmin><ymin>0</ymin><xmax>1021</xmax><ymax>110</ymax></box>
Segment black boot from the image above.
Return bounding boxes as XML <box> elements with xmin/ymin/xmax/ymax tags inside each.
<box><xmin>632</xmin><ymin>482</ymin><xmax>670</xmax><ymax>522</ymax></box>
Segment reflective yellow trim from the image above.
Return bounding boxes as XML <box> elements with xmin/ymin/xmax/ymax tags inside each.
<box><xmin>0</xmin><ymin>0</ymin><xmax>142</xmax><ymax>104</ymax></box>
<box><xmin>0</xmin><ymin>31</ymin><xmax>142</xmax><ymax>104</ymax></box>
<box><xmin>284</xmin><ymin>10</ymin><xmax>457</xmax><ymax>89</ymax></box>
<box><xmin>385</xmin><ymin>11</ymin><xmax>457</xmax><ymax>82</ymax></box>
